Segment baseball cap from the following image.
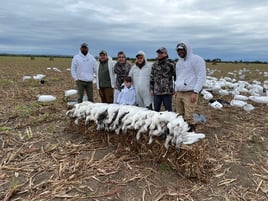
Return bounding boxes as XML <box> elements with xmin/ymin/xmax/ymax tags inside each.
<box><xmin>99</xmin><ymin>50</ymin><xmax>107</xmax><ymax>55</ymax></box>
<box><xmin>156</xmin><ymin>47</ymin><xmax>168</xmax><ymax>54</ymax></box>
<box><xmin>80</xmin><ymin>43</ymin><xmax>88</xmax><ymax>47</ymax></box>
<box><xmin>176</xmin><ymin>43</ymin><xmax>186</xmax><ymax>50</ymax></box>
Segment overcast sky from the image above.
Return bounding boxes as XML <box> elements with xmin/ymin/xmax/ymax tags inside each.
<box><xmin>1</xmin><ymin>0</ymin><xmax>268</xmax><ymax>61</ymax></box>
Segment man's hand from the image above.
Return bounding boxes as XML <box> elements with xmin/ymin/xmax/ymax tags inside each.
<box><xmin>150</xmin><ymin>90</ymin><xmax>154</xmax><ymax>96</ymax></box>
<box><xmin>190</xmin><ymin>93</ymin><xmax>198</xmax><ymax>103</ymax></box>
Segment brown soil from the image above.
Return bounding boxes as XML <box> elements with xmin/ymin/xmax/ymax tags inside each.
<box><xmin>0</xmin><ymin>57</ymin><xmax>267</xmax><ymax>201</ymax></box>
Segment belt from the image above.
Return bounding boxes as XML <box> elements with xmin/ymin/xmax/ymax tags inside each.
<box><xmin>78</xmin><ymin>80</ymin><xmax>92</xmax><ymax>83</ymax></box>
<box><xmin>177</xmin><ymin>90</ymin><xmax>194</xmax><ymax>93</ymax></box>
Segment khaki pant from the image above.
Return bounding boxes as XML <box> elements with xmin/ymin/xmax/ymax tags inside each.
<box><xmin>174</xmin><ymin>91</ymin><xmax>198</xmax><ymax>124</ymax></box>
<box><xmin>99</xmin><ymin>88</ymin><xmax>114</xmax><ymax>103</ymax></box>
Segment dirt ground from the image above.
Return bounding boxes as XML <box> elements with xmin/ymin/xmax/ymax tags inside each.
<box><xmin>0</xmin><ymin>56</ymin><xmax>268</xmax><ymax>201</ymax></box>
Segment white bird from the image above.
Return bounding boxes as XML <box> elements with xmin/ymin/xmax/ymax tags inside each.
<box><xmin>233</xmin><ymin>94</ymin><xmax>249</xmax><ymax>101</ymax></box>
<box><xmin>38</xmin><ymin>95</ymin><xmax>56</xmax><ymax>102</ymax></box>
<box><xmin>249</xmin><ymin>96</ymin><xmax>268</xmax><ymax>104</ymax></box>
<box><xmin>23</xmin><ymin>75</ymin><xmax>32</xmax><ymax>81</ymax></box>
<box><xmin>64</xmin><ymin>89</ymin><xmax>78</xmax><ymax>97</ymax></box>
<box><xmin>52</xmin><ymin>67</ymin><xmax>62</xmax><ymax>72</ymax></box>
<box><xmin>209</xmin><ymin>101</ymin><xmax>223</xmax><ymax>109</ymax></box>
<box><xmin>218</xmin><ymin>89</ymin><xmax>229</xmax><ymax>96</ymax></box>
<box><xmin>243</xmin><ymin>104</ymin><xmax>255</xmax><ymax>112</ymax></box>
<box><xmin>230</xmin><ymin>99</ymin><xmax>247</xmax><ymax>107</ymax></box>
<box><xmin>33</xmin><ymin>74</ymin><xmax>46</xmax><ymax>80</ymax></box>
<box><xmin>182</xmin><ymin>133</ymin><xmax>205</xmax><ymax>145</ymax></box>
<box><xmin>201</xmin><ymin>89</ymin><xmax>213</xmax><ymax>100</ymax></box>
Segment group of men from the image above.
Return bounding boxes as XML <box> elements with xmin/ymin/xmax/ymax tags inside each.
<box><xmin>70</xmin><ymin>41</ymin><xmax>206</xmax><ymax>131</ymax></box>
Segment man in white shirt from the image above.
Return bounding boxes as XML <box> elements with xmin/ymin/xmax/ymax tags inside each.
<box><xmin>71</xmin><ymin>43</ymin><xmax>97</xmax><ymax>103</ymax></box>
<box><xmin>174</xmin><ymin>40</ymin><xmax>206</xmax><ymax>131</ymax></box>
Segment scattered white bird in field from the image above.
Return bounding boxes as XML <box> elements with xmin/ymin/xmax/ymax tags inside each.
<box><xmin>201</xmin><ymin>89</ymin><xmax>213</xmax><ymax>100</ymax></box>
<box><xmin>230</xmin><ymin>99</ymin><xmax>247</xmax><ymax>107</ymax></box>
<box><xmin>243</xmin><ymin>104</ymin><xmax>255</xmax><ymax>112</ymax></box>
<box><xmin>22</xmin><ymin>75</ymin><xmax>32</xmax><ymax>81</ymax></box>
<box><xmin>249</xmin><ymin>96</ymin><xmax>268</xmax><ymax>104</ymax></box>
<box><xmin>209</xmin><ymin>100</ymin><xmax>223</xmax><ymax>109</ymax></box>
<box><xmin>218</xmin><ymin>89</ymin><xmax>229</xmax><ymax>96</ymax></box>
<box><xmin>64</xmin><ymin>89</ymin><xmax>78</xmax><ymax>97</ymax></box>
<box><xmin>47</xmin><ymin>67</ymin><xmax>62</xmax><ymax>72</ymax></box>
<box><xmin>66</xmin><ymin>102</ymin><xmax>206</xmax><ymax>150</ymax></box>
<box><xmin>233</xmin><ymin>94</ymin><xmax>249</xmax><ymax>101</ymax></box>
<box><xmin>52</xmin><ymin>67</ymin><xmax>62</xmax><ymax>72</ymax></box>
<box><xmin>38</xmin><ymin>95</ymin><xmax>56</xmax><ymax>102</ymax></box>
<box><xmin>33</xmin><ymin>74</ymin><xmax>46</xmax><ymax>80</ymax></box>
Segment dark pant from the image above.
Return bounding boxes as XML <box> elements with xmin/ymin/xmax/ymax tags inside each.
<box><xmin>76</xmin><ymin>80</ymin><xmax>93</xmax><ymax>103</ymax></box>
<box><xmin>153</xmin><ymin>95</ymin><xmax>172</xmax><ymax>112</ymax></box>
<box><xmin>99</xmin><ymin>87</ymin><xmax>114</xmax><ymax>103</ymax></box>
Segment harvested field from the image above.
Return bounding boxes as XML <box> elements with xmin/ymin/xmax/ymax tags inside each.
<box><xmin>0</xmin><ymin>56</ymin><xmax>268</xmax><ymax>200</ymax></box>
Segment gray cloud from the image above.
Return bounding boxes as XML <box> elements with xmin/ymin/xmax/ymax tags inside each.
<box><xmin>1</xmin><ymin>0</ymin><xmax>268</xmax><ymax>61</ymax></box>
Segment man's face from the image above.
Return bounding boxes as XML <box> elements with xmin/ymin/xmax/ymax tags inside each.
<box><xmin>99</xmin><ymin>53</ymin><xmax>107</xmax><ymax>61</ymax></box>
<box><xmin>177</xmin><ymin>49</ymin><xmax>186</xmax><ymax>58</ymax></box>
<box><xmin>117</xmin><ymin>54</ymin><xmax>126</xmax><ymax>63</ymax></box>
<box><xmin>157</xmin><ymin>51</ymin><xmax>167</xmax><ymax>59</ymax></box>
<box><xmin>176</xmin><ymin>43</ymin><xmax>187</xmax><ymax>58</ymax></box>
<box><xmin>80</xmin><ymin>46</ymin><xmax>88</xmax><ymax>55</ymax></box>
<box><xmin>136</xmin><ymin>55</ymin><xmax>144</xmax><ymax>64</ymax></box>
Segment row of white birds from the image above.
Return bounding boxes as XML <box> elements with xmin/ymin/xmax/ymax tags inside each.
<box><xmin>66</xmin><ymin>101</ymin><xmax>205</xmax><ymax>150</ymax></box>
<box><xmin>22</xmin><ymin>67</ymin><xmax>268</xmax><ymax>112</ymax></box>
<box><xmin>22</xmin><ymin>67</ymin><xmax>62</xmax><ymax>81</ymax></box>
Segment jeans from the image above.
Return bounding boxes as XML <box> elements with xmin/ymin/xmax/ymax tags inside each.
<box><xmin>153</xmin><ymin>95</ymin><xmax>172</xmax><ymax>112</ymax></box>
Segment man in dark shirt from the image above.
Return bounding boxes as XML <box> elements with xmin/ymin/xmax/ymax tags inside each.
<box><xmin>150</xmin><ymin>47</ymin><xmax>176</xmax><ymax>112</ymax></box>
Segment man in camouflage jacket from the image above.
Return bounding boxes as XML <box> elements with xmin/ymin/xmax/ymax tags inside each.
<box><xmin>150</xmin><ymin>47</ymin><xmax>176</xmax><ymax>112</ymax></box>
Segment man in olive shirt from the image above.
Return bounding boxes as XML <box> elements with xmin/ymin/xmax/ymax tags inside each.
<box><xmin>95</xmin><ymin>50</ymin><xmax>116</xmax><ymax>103</ymax></box>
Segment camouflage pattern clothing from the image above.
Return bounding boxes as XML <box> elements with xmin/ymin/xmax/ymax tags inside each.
<box><xmin>150</xmin><ymin>58</ymin><xmax>176</xmax><ymax>95</ymax></box>
<box><xmin>114</xmin><ymin>61</ymin><xmax>132</xmax><ymax>90</ymax></box>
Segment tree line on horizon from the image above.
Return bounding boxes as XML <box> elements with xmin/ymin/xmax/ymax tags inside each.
<box><xmin>0</xmin><ymin>53</ymin><xmax>267</xmax><ymax>64</ymax></box>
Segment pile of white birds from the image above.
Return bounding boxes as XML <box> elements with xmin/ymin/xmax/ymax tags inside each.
<box><xmin>66</xmin><ymin>101</ymin><xmax>206</xmax><ymax>150</ymax></box>
<box><xmin>201</xmin><ymin>69</ymin><xmax>268</xmax><ymax>112</ymax></box>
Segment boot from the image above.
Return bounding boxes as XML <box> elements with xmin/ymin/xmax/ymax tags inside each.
<box><xmin>188</xmin><ymin>124</ymin><xmax>196</xmax><ymax>132</ymax></box>
<box><xmin>146</xmin><ymin>103</ymin><xmax>153</xmax><ymax>110</ymax></box>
